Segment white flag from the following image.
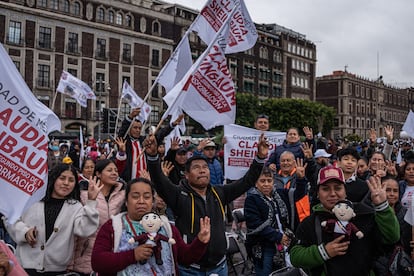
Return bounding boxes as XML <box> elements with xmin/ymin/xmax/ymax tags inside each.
<box><xmin>163</xmin><ymin>24</ymin><xmax>236</xmax><ymax>130</ymax></box>
<box><xmin>121</xmin><ymin>81</ymin><xmax>152</xmax><ymax>123</ymax></box>
<box><xmin>56</xmin><ymin>71</ymin><xmax>96</xmax><ymax>107</ymax></box>
<box><xmin>158</xmin><ymin>36</ymin><xmax>193</xmax><ymax>93</ymax></box>
<box><xmin>191</xmin><ymin>0</ymin><xmax>258</xmax><ymax>54</ymax></box>
<box><xmin>0</xmin><ymin>43</ymin><xmax>61</xmax><ymax>224</ymax></box>
<box><xmin>402</xmin><ymin>110</ymin><xmax>414</xmax><ymax>138</ymax></box>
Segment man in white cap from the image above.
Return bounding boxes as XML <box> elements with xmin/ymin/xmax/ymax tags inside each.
<box><xmin>314</xmin><ymin>149</ymin><xmax>332</xmax><ymax>167</ymax></box>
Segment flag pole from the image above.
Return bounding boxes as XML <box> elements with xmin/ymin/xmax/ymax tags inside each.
<box><xmin>124</xmin><ymin>5</ymin><xmax>205</xmax><ymax>139</ymax></box>
<box><xmin>51</xmin><ymin>91</ymin><xmax>58</xmax><ymax>111</ymax></box>
<box><xmin>151</xmin><ymin>3</ymin><xmax>240</xmax><ymax>136</ymax></box>
<box><xmin>114</xmin><ymin>97</ymin><xmax>123</xmax><ymax>139</ymax></box>
<box><xmin>114</xmin><ymin>81</ymin><xmax>125</xmax><ymax>139</ymax></box>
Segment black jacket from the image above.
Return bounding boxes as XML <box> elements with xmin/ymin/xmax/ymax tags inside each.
<box><xmin>147</xmin><ymin>155</ymin><xmax>265</xmax><ymax>269</ymax></box>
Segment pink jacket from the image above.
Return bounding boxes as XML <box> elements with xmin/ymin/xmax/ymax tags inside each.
<box><xmin>0</xmin><ymin>240</ymin><xmax>27</xmax><ymax>276</ymax></box>
<box><xmin>69</xmin><ymin>182</ymin><xmax>125</xmax><ymax>274</ymax></box>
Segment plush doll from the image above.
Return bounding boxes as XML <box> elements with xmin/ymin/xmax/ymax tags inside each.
<box><xmin>321</xmin><ymin>199</ymin><xmax>364</xmax><ymax>241</ymax></box>
<box><xmin>128</xmin><ymin>212</ymin><xmax>176</xmax><ymax>265</ymax></box>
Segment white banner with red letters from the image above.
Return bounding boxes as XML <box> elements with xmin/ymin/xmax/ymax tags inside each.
<box><xmin>224</xmin><ymin>124</ymin><xmax>285</xmax><ymax>180</ymax></box>
<box><xmin>163</xmin><ymin>23</ymin><xmax>236</xmax><ymax>130</ymax></box>
<box><xmin>191</xmin><ymin>0</ymin><xmax>258</xmax><ymax>54</ymax></box>
<box><xmin>0</xmin><ymin>43</ymin><xmax>61</xmax><ymax>224</ymax></box>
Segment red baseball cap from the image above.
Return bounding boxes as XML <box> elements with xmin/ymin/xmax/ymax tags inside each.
<box><xmin>317</xmin><ymin>166</ymin><xmax>345</xmax><ymax>185</ymax></box>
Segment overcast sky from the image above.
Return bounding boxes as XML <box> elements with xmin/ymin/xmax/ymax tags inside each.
<box><xmin>165</xmin><ymin>0</ymin><xmax>414</xmax><ymax>88</ymax></box>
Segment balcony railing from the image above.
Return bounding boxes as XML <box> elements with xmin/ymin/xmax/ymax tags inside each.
<box><xmin>36</xmin><ymin>39</ymin><xmax>54</xmax><ymax>50</ymax></box>
<box><xmin>6</xmin><ymin>34</ymin><xmax>24</xmax><ymax>46</ymax></box>
<box><xmin>66</xmin><ymin>43</ymin><xmax>80</xmax><ymax>55</ymax></box>
<box><xmin>36</xmin><ymin>78</ymin><xmax>53</xmax><ymax>89</ymax></box>
<box><xmin>95</xmin><ymin>49</ymin><xmax>108</xmax><ymax>60</ymax></box>
<box><xmin>122</xmin><ymin>53</ymin><xmax>132</xmax><ymax>63</ymax></box>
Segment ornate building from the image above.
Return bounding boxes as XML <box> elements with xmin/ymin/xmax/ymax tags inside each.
<box><xmin>316</xmin><ymin>70</ymin><xmax>413</xmax><ymax>139</ymax></box>
<box><xmin>0</xmin><ymin>0</ymin><xmax>317</xmax><ymax>138</ymax></box>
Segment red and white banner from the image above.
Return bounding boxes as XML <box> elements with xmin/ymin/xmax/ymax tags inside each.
<box><xmin>56</xmin><ymin>70</ymin><xmax>96</xmax><ymax>107</ymax></box>
<box><xmin>0</xmin><ymin>43</ymin><xmax>61</xmax><ymax>224</ymax></box>
<box><xmin>164</xmin><ymin>23</ymin><xmax>236</xmax><ymax>130</ymax></box>
<box><xmin>191</xmin><ymin>0</ymin><xmax>258</xmax><ymax>54</ymax></box>
<box><xmin>121</xmin><ymin>81</ymin><xmax>152</xmax><ymax>123</ymax></box>
<box><xmin>224</xmin><ymin>124</ymin><xmax>285</xmax><ymax>180</ymax></box>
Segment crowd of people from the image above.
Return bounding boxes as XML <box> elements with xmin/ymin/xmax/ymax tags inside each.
<box><xmin>1</xmin><ymin>107</ymin><xmax>414</xmax><ymax>276</ymax></box>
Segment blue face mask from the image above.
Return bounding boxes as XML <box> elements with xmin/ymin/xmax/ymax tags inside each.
<box><xmin>50</xmin><ymin>145</ymin><xmax>59</xmax><ymax>151</ymax></box>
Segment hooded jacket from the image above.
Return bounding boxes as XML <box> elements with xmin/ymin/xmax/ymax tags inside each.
<box><xmin>147</xmin><ymin>155</ymin><xmax>265</xmax><ymax>269</ymax></box>
<box><xmin>290</xmin><ymin>202</ymin><xmax>400</xmax><ymax>276</ymax></box>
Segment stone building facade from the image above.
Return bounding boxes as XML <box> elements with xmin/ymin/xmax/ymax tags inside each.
<box><xmin>316</xmin><ymin>70</ymin><xmax>413</xmax><ymax>140</ymax></box>
<box><xmin>0</xmin><ymin>0</ymin><xmax>316</xmax><ymax>137</ymax></box>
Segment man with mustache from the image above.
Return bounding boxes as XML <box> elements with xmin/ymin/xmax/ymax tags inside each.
<box><xmin>144</xmin><ymin>133</ymin><xmax>269</xmax><ymax>276</ymax></box>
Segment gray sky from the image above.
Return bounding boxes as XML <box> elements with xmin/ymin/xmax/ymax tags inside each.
<box><xmin>166</xmin><ymin>0</ymin><xmax>414</xmax><ymax>88</ymax></box>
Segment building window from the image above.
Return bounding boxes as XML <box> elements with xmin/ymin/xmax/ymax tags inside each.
<box><xmin>243</xmin><ymin>81</ymin><xmax>254</xmax><ymax>93</ymax></box>
<box><xmin>67</xmin><ymin>32</ymin><xmax>79</xmax><ymax>53</ymax></box>
<box><xmin>151</xmin><ymin>49</ymin><xmax>160</xmax><ymax>67</ymax></box>
<box><xmin>38</xmin><ymin>0</ymin><xmax>47</xmax><ymax>8</ymax></box>
<box><xmin>243</xmin><ymin>65</ymin><xmax>255</xmax><ymax>77</ymax></box>
<box><xmin>273</xmin><ymin>51</ymin><xmax>281</xmax><ymax>63</ymax></box>
<box><xmin>272</xmin><ymin>86</ymin><xmax>282</xmax><ymax>97</ymax></box>
<box><xmin>151</xmin><ymin>82</ymin><xmax>160</xmax><ymax>98</ymax></box>
<box><xmin>125</xmin><ymin>14</ymin><xmax>132</xmax><ymax>27</ymax></box>
<box><xmin>96</xmin><ymin>38</ymin><xmax>106</xmax><ymax>59</ymax></box>
<box><xmin>116</xmin><ymin>13</ymin><xmax>123</xmax><ymax>25</ymax></box>
<box><xmin>63</xmin><ymin>0</ymin><xmax>70</xmax><ymax>12</ymax></box>
<box><xmin>152</xmin><ymin>21</ymin><xmax>160</xmax><ymax>34</ymax></box>
<box><xmin>65</xmin><ymin>99</ymin><xmax>77</xmax><ymax>118</ymax></box>
<box><xmin>97</xmin><ymin>8</ymin><xmax>105</xmax><ymax>21</ymax></box>
<box><xmin>259</xmin><ymin>47</ymin><xmax>268</xmax><ymax>59</ymax></box>
<box><xmin>50</xmin><ymin>0</ymin><xmax>58</xmax><ymax>10</ymax></box>
<box><xmin>95</xmin><ymin>73</ymin><xmax>106</xmax><ymax>93</ymax></box>
<box><xmin>122</xmin><ymin>43</ymin><xmax>132</xmax><ymax>62</ymax></box>
<box><xmin>245</xmin><ymin>48</ymin><xmax>253</xmax><ymax>55</ymax></box>
<box><xmin>109</xmin><ymin>11</ymin><xmax>114</xmax><ymax>23</ymax></box>
<box><xmin>150</xmin><ymin>105</ymin><xmax>159</xmax><ymax>124</ymax></box>
<box><xmin>37</xmin><ymin>64</ymin><xmax>50</xmax><ymax>87</ymax></box>
<box><xmin>73</xmin><ymin>2</ymin><xmax>81</xmax><ymax>16</ymax></box>
<box><xmin>259</xmin><ymin>84</ymin><xmax>268</xmax><ymax>96</ymax></box>
<box><xmin>67</xmin><ymin>68</ymin><xmax>77</xmax><ymax>76</ymax></box>
<box><xmin>122</xmin><ymin>76</ymin><xmax>131</xmax><ymax>84</ymax></box>
<box><xmin>8</xmin><ymin>21</ymin><xmax>22</xmax><ymax>45</ymax></box>
<box><xmin>39</xmin><ymin>26</ymin><xmax>52</xmax><ymax>49</ymax></box>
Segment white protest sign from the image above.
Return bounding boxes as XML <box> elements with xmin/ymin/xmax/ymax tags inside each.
<box><xmin>224</xmin><ymin>124</ymin><xmax>285</xmax><ymax>180</ymax></box>
<box><xmin>0</xmin><ymin>43</ymin><xmax>61</xmax><ymax>223</ymax></box>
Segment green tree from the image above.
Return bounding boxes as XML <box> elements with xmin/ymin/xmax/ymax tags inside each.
<box><xmin>235</xmin><ymin>93</ymin><xmax>260</xmax><ymax>127</ymax></box>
